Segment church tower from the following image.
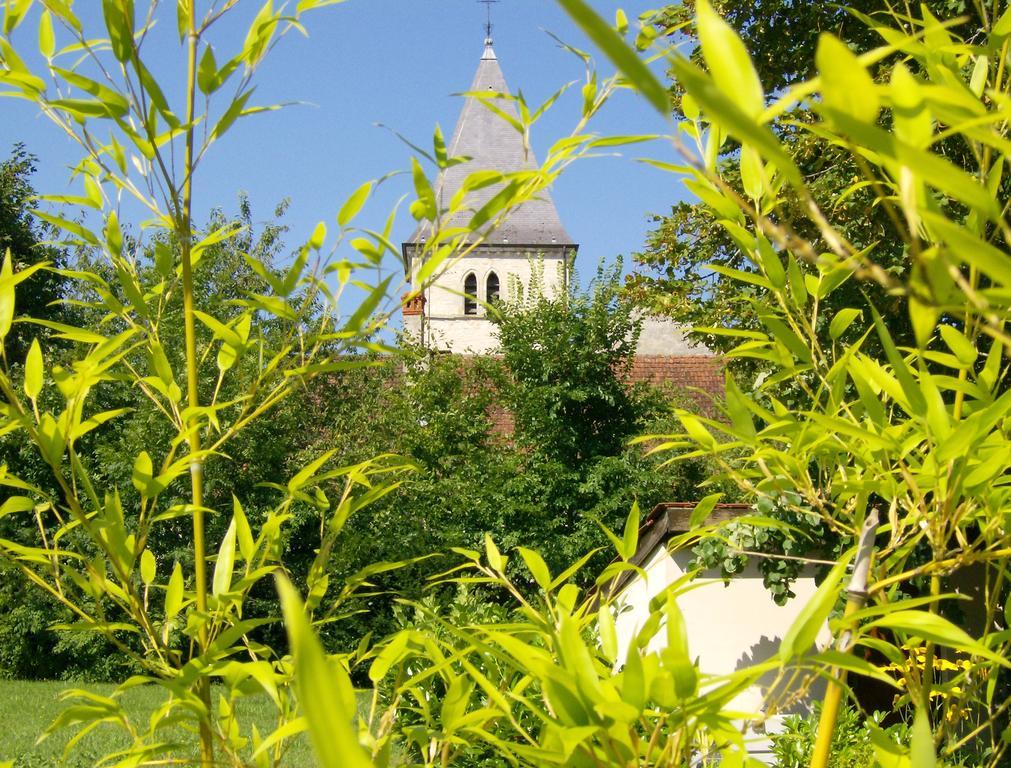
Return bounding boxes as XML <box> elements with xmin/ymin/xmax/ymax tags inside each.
<box><xmin>401</xmin><ymin>37</ymin><xmax>578</xmax><ymax>354</ymax></box>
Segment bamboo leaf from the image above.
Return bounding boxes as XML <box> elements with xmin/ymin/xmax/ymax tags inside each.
<box><xmin>338</xmin><ymin>180</ymin><xmax>372</xmax><ymax>227</ymax></box>
<box><xmin>621</xmin><ymin>501</ymin><xmax>640</xmax><ymax>560</ymax></box>
<box><xmin>689</xmin><ymin>493</ymin><xmax>723</xmax><ymax>528</ymax></box>
<box><xmin>38</xmin><ymin>10</ymin><xmax>55</xmax><ymax>59</ymax></box>
<box><xmin>910</xmin><ymin>707</ymin><xmax>936</xmax><ymax>768</ymax></box>
<box><xmin>24</xmin><ymin>338</ymin><xmax>43</xmax><ymax>400</ymax></box>
<box><xmin>276</xmin><ymin>575</ymin><xmax>372</xmax><ymax>768</ymax></box>
<box><xmin>164</xmin><ymin>562</ymin><xmax>184</xmax><ymax>621</ymax></box>
<box><xmin>232</xmin><ymin>496</ymin><xmax>255</xmax><ymax>564</ymax></box>
<box><xmin>197</xmin><ymin>45</ymin><xmax>219</xmax><ymax>95</ymax></box>
<box><xmin>140</xmin><ymin>549</ymin><xmax>156</xmax><ymax>586</ymax></box>
<box><xmin>816</xmin><ymin>33</ymin><xmax>879</xmax><ymax>123</ymax></box>
<box><xmin>556</xmin><ymin>0</ymin><xmax>670</xmax><ymax>114</ymax></box>
<box><xmin>780</xmin><ymin>553</ymin><xmax>852</xmax><ymax>660</ymax></box>
<box><xmin>939</xmin><ymin>325</ymin><xmax>977</xmax><ymax>367</ymax></box>
<box><xmin>669</xmin><ymin>56</ymin><xmax>801</xmax><ymax>185</ymax></box>
<box><xmin>517</xmin><ymin>547</ymin><xmax>551</xmax><ymax>590</ymax></box>
<box><xmin>213</xmin><ymin>517</ymin><xmax>237</xmax><ymax>596</ymax></box>
<box><xmin>866</xmin><ymin>611</ymin><xmax>1009</xmax><ymax>666</ymax></box>
<box><xmin>830</xmin><ymin>308</ymin><xmax>862</xmax><ymax>340</ymax></box>
<box><xmin>101</xmin><ymin>0</ymin><xmax>134</xmax><ymax>62</ymax></box>
<box><xmin>696</xmin><ymin>0</ymin><xmax>764</xmax><ymax>117</ymax></box>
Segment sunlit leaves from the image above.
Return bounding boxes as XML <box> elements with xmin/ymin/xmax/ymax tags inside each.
<box><xmin>276</xmin><ymin>576</ymin><xmax>371</xmax><ymax>768</ymax></box>
<box><xmin>242</xmin><ymin>1</ymin><xmax>278</xmax><ymax>71</ymax></box>
<box><xmin>37</xmin><ymin>11</ymin><xmax>55</xmax><ymax>59</ymax></box>
<box><xmin>337</xmin><ymin>180</ymin><xmax>372</xmax><ymax>227</ymax></box>
<box><xmin>197</xmin><ymin>45</ymin><xmax>218</xmax><ymax>94</ymax></box>
<box><xmin>0</xmin><ymin>249</ymin><xmax>15</xmax><ymax>341</ymax></box>
<box><xmin>101</xmin><ymin>0</ymin><xmax>135</xmax><ymax>63</ymax></box>
<box><xmin>816</xmin><ymin>33</ymin><xmax>879</xmax><ymax>124</ymax></box>
<box><xmin>695</xmin><ymin>0</ymin><xmax>764</xmax><ymax>118</ymax></box>
<box><xmin>779</xmin><ymin>555</ymin><xmax>851</xmax><ymax>661</ymax></box>
<box><xmin>556</xmin><ymin>0</ymin><xmax>669</xmax><ymax>114</ymax></box>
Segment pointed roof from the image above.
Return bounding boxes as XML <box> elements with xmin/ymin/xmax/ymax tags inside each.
<box><xmin>409</xmin><ymin>41</ymin><xmax>576</xmax><ymax>247</ymax></box>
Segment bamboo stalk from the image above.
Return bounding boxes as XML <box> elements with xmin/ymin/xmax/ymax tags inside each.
<box><xmin>809</xmin><ymin>510</ymin><xmax>879</xmax><ymax>768</ymax></box>
<box><xmin>179</xmin><ymin>9</ymin><xmax>214</xmax><ymax>766</ymax></box>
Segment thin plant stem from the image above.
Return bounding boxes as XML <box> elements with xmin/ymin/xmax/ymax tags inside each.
<box><xmin>178</xmin><ymin>13</ymin><xmax>214</xmax><ymax>767</ymax></box>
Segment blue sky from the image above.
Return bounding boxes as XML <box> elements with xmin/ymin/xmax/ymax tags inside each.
<box><xmin>0</xmin><ymin>1</ymin><xmax>689</xmax><ymax>324</ymax></box>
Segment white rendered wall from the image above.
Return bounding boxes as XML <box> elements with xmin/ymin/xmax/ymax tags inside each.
<box><xmin>613</xmin><ymin>546</ymin><xmax>830</xmax><ymax>758</ymax></box>
<box><xmin>406</xmin><ymin>246</ymin><xmax>568</xmax><ymax>355</ymax></box>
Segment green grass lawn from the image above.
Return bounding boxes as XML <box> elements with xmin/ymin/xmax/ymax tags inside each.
<box><xmin>0</xmin><ymin>679</ymin><xmax>316</xmax><ymax>767</ymax></box>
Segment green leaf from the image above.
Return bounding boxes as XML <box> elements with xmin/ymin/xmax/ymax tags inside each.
<box><xmin>176</xmin><ymin>0</ymin><xmax>190</xmax><ymax>40</ymax></box>
<box><xmin>140</xmin><ymin>549</ymin><xmax>156</xmax><ymax>586</ymax></box>
<box><xmin>433</xmin><ymin>124</ymin><xmax>447</xmax><ymax>168</ymax></box>
<box><xmin>197</xmin><ymin>44</ymin><xmax>219</xmax><ymax>95</ymax></box>
<box><xmin>101</xmin><ymin>0</ymin><xmax>134</xmax><ymax>62</ymax></box>
<box><xmin>213</xmin><ymin>517</ymin><xmax>237</xmax><ymax>596</ymax></box>
<box><xmin>870</xmin><ymin>304</ymin><xmax>926</xmax><ymax>415</ymax></box>
<box><xmin>0</xmin><ymin>497</ymin><xmax>35</xmax><ymax>518</ymax></box>
<box><xmin>696</xmin><ymin>0</ymin><xmax>764</xmax><ymax>117</ymax></box>
<box><xmin>3</xmin><ymin>0</ymin><xmax>32</xmax><ymax>35</ymax></box>
<box><xmin>309</xmin><ymin>221</ymin><xmax>326</xmax><ymax>250</ymax></box>
<box><xmin>485</xmin><ymin>533</ymin><xmax>504</xmax><ymax>572</ymax></box>
<box><xmin>670</xmin><ymin>57</ymin><xmax>800</xmax><ymax>185</ymax></box>
<box><xmin>52</xmin><ymin>68</ymin><xmax>130</xmax><ymax>118</ymax></box>
<box><xmin>598</xmin><ymin>605</ymin><xmax>618</xmax><ymax>662</ymax></box>
<box><xmin>866</xmin><ymin>611</ymin><xmax>1009</xmax><ymax>666</ymax></box>
<box><xmin>823</xmin><ymin>112</ymin><xmax>999</xmax><ymax>221</ymax></box>
<box><xmin>556</xmin><ymin>0</ymin><xmax>670</xmax><ymax>115</ymax></box>
<box><xmin>276</xmin><ymin>575</ymin><xmax>371</xmax><ymax>768</ymax></box>
<box><xmin>242</xmin><ymin>1</ymin><xmax>276</xmax><ymax>69</ymax></box>
<box><xmin>780</xmin><ymin>553</ymin><xmax>852</xmax><ymax>661</ymax></box>
<box><xmin>232</xmin><ymin>496</ymin><xmax>255</xmax><ymax>563</ymax></box>
<box><xmin>517</xmin><ymin>547</ymin><xmax>551</xmax><ymax>590</ymax></box>
<box><xmin>164</xmin><ymin>561</ymin><xmax>184</xmax><ymax>621</ymax></box>
<box><xmin>621</xmin><ymin>501</ymin><xmax>640</xmax><ymax>560</ymax></box>
<box><xmin>939</xmin><ymin>325</ymin><xmax>977</xmax><ymax>367</ymax></box>
<box><xmin>24</xmin><ymin>338</ymin><xmax>43</xmax><ymax>401</ymax></box>
<box><xmin>830</xmin><ymin>308</ymin><xmax>862</xmax><ymax>340</ymax></box>
<box><xmin>410</xmin><ymin>157</ymin><xmax>436</xmax><ymax>221</ymax></box>
<box><xmin>38</xmin><ymin>10</ymin><xmax>55</xmax><ymax>59</ymax></box>
<box><xmin>816</xmin><ymin>33</ymin><xmax>878</xmax><ymax>123</ymax></box>
<box><xmin>211</xmin><ymin>90</ymin><xmax>254</xmax><ymax>142</ymax></box>
<box><xmin>338</xmin><ymin>180</ymin><xmax>372</xmax><ymax>227</ymax></box>
<box><xmin>689</xmin><ymin>493</ymin><xmax>722</xmax><ymax>528</ymax></box>
<box><xmin>0</xmin><ymin>249</ymin><xmax>15</xmax><ymax>340</ymax></box>
<box><xmin>740</xmin><ymin>144</ymin><xmax>767</xmax><ymax>200</ymax></box>
<box><xmin>910</xmin><ymin>707</ymin><xmax>936</xmax><ymax>768</ymax></box>
<box><xmin>131</xmin><ymin>452</ymin><xmax>153</xmax><ymax>496</ymax></box>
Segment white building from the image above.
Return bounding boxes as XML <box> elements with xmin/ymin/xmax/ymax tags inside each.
<box><xmin>612</xmin><ymin>502</ymin><xmax>829</xmax><ymax>761</ymax></box>
<box><xmin>401</xmin><ymin>39</ymin><xmax>577</xmax><ymax>354</ymax></box>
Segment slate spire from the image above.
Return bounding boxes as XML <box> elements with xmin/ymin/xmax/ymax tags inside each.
<box><xmin>412</xmin><ymin>41</ymin><xmax>575</xmax><ymax>246</ymax></box>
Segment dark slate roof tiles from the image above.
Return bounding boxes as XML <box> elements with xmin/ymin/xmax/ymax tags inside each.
<box><xmin>408</xmin><ymin>42</ymin><xmax>575</xmax><ymax>248</ymax></box>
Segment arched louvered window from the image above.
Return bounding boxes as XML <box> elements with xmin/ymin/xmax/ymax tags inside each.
<box><xmin>486</xmin><ymin>271</ymin><xmax>500</xmax><ymax>305</ymax></box>
<box><xmin>463</xmin><ymin>272</ymin><xmax>478</xmax><ymax>315</ymax></box>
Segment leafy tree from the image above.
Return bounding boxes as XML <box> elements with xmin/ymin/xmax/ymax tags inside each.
<box><xmin>628</xmin><ymin>0</ymin><xmax>986</xmax><ymax>375</ymax></box>
<box><xmin>626</xmin><ymin>0</ymin><xmax>1010</xmax><ymax>606</ymax></box>
<box><xmin>0</xmin><ymin>144</ymin><xmax>68</xmax><ymax>363</ymax></box>
<box><xmin>490</xmin><ymin>263</ymin><xmax>722</xmax><ymax>570</ymax></box>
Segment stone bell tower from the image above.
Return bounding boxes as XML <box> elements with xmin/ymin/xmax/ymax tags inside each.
<box><xmin>401</xmin><ymin>36</ymin><xmax>578</xmax><ymax>354</ymax></box>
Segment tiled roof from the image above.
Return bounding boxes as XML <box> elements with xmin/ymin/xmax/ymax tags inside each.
<box><xmin>408</xmin><ymin>42</ymin><xmax>574</xmax><ymax>248</ymax></box>
<box><xmin>627</xmin><ymin>355</ymin><xmax>724</xmax><ymax>414</ymax></box>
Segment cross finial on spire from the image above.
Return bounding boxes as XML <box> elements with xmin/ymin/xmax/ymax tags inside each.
<box><xmin>479</xmin><ymin>0</ymin><xmax>499</xmax><ymax>44</ymax></box>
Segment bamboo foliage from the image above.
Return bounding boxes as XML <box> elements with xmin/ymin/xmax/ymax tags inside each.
<box><xmin>288</xmin><ymin>2</ymin><xmax>1011</xmax><ymax>766</ymax></box>
<box><xmin>0</xmin><ymin>1</ymin><xmax>647</xmax><ymax>764</ymax></box>
<box><xmin>565</xmin><ymin>1</ymin><xmax>1011</xmax><ymax>765</ymax></box>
